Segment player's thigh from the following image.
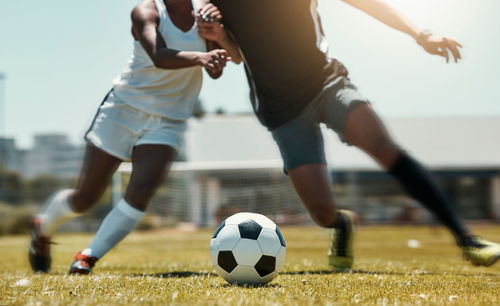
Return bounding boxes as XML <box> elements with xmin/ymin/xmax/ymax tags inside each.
<box><xmin>127</xmin><ymin>116</ymin><xmax>184</xmax><ymax>191</ymax></box>
<box><xmin>343</xmin><ymin>104</ymin><xmax>400</xmax><ymax>167</ymax></box>
<box><xmin>344</xmin><ymin>104</ymin><xmax>393</xmax><ymax>147</ymax></box>
<box><xmin>73</xmin><ymin>143</ymin><xmax>122</xmax><ymax>202</ymax></box>
<box><xmin>126</xmin><ymin>144</ymin><xmax>177</xmax><ymax>197</ymax></box>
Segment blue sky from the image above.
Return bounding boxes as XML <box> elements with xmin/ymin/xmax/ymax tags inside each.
<box><xmin>1</xmin><ymin>0</ymin><xmax>499</xmax><ymax>148</ymax></box>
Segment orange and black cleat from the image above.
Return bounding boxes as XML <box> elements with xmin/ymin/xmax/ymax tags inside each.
<box><xmin>68</xmin><ymin>252</ymin><xmax>98</xmax><ymax>274</ymax></box>
<box><xmin>28</xmin><ymin>217</ymin><xmax>53</xmax><ymax>273</ymax></box>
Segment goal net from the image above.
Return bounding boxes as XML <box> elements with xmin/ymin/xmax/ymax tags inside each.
<box><xmin>115</xmin><ymin>160</ymin><xmax>315</xmax><ymax>228</ymax></box>
<box><xmin>114</xmin><ymin>159</ymin><xmax>437</xmax><ymax>229</ymax></box>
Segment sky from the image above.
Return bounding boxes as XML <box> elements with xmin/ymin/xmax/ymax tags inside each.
<box><xmin>0</xmin><ymin>0</ymin><xmax>499</xmax><ymax>148</ymax></box>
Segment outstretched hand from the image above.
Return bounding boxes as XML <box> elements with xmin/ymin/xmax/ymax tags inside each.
<box><xmin>419</xmin><ymin>35</ymin><xmax>463</xmax><ymax>63</ymax></box>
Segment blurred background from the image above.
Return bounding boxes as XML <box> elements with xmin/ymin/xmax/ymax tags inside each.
<box><xmin>1</xmin><ymin>0</ymin><xmax>499</xmax><ymax>235</ymax></box>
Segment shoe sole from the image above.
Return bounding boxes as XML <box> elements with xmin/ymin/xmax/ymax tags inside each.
<box><xmin>328</xmin><ymin>256</ymin><xmax>353</xmax><ymax>272</ymax></box>
<box><xmin>464</xmin><ymin>252</ymin><xmax>500</xmax><ymax>267</ymax></box>
<box><xmin>484</xmin><ymin>254</ymin><xmax>500</xmax><ymax>267</ymax></box>
<box><xmin>69</xmin><ymin>268</ymin><xmax>91</xmax><ymax>275</ymax></box>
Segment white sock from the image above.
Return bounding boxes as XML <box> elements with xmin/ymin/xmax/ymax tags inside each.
<box><xmin>39</xmin><ymin>189</ymin><xmax>80</xmax><ymax>236</ymax></box>
<box><xmin>81</xmin><ymin>199</ymin><xmax>145</xmax><ymax>259</ymax></box>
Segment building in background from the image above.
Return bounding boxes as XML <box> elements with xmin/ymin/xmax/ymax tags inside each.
<box><xmin>0</xmin><ymin>137</ymin><xmax>27</xmax><ymax>174</ymax></box>
<box><xmin>0</xmin><ymin>134</ymin><xmax>84</xmax><ymax>179</ymax></box>
<box><xmin>24</xmin><ymin>134</ymin><xmax>85</xmax><ymax>179</ymax></box>
<box><xmin>0</xmin><ymin>137</ymin><xmax>17</xmax><ymax>169</ymax></box>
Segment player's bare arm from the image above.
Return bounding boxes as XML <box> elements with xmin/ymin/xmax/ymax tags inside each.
<box><xmin>342</xmin><ymin>0</ymin><xmax>462</xmax><ymax>63</ymax></box>
<box><xmin>131</xmin><ymin>0</ymin><xmax>228</xmax><ymax>75</ymax></box>
<box><xmin>197</xmin><ymin>3</ymin><xmax>243</xmax><ymax>64</ymax></box>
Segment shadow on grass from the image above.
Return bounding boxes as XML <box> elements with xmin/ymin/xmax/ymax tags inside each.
<box><xmin>218</xmin><ymin>283</ymin><xmax>281</xmax><ymax>288</ymax></box>
<box><xmin>129</xmin><ymin>271</ymin><xmax>282</xmax><ymax>288</ymax></box>
<box><xmin>130</xmin><ymin>271</ymin><xmax>217</xmax><ymax>278</ymax></box>
<box><xmin>128</xmin><ymin>269</ymin><xmax>500</xmax><ymax>279</ymax></box>
<box><xmin>282</xmin><ymin>269</ymin><xmax>500</xmax><ymax>277</ymax></box>
<box><xmin>281</xmin><ymin>269</ymin><xmax>407</xmax><ymax>276</ymax></box>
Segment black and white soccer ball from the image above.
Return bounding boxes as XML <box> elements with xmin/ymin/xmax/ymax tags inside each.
<box><xmin>210</xmin><ymin>212</ymin><xmax>286</xmax><ymax>285</ymax></box>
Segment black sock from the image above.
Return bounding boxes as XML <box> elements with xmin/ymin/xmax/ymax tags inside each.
<box><xmin>389</xmin><ymin>152</ymin><xmax>470</xmax><ymax>245</ymax></box>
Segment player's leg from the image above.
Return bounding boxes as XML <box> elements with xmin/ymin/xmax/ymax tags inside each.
<box><xmin>288</xmin><ymin>164</ymin><xmax>337</xmax><ymax>226</ymax></box>
<box><xmin>343</xmin><ymin>104</ymin><xmax>472</xmax><ymax>240</ymax></box>
<box><xmin>29</xmin><ymin>143</ymin><xmax>122</xmax><ymax>273</ymax></box>
<box><xmin>271</xmin><ymin>102</ymin><xmax>356</xmax><ymax>271</ymax></box>
<box><xmin>288</xmin><ymin>164</ymin><xmax>357</xmax><ymax>271</ymax></box>
<box><xmin>69</xmin><ymin>144</ymin><xmax>176</xmax><ymax>274</ymax></box>
<box><xmin>71</xmin><ymin>143</ymin><xmax>123</xmax><ymax>213</ymax></box>
<box><xmin>320</xmin><ymin>77</ymin><xmax>472</xmax><ymax>244</ymax></box>
<box><xmin>123</xmin><ymin>144</ymin><xmax>177</xmax><ymax>211</ymax></box>
<box><xmin>340</xmin><ymin>96</ymin><xmax>500</xmax><ymax>266</ymax></box>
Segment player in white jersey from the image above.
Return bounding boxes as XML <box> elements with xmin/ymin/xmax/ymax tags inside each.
<box><xmin>28</xmin><ymin>0</ymin><xmax>241</xmax><ymax>274</ymax></box>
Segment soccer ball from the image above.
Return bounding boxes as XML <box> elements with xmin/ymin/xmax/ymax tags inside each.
<box><xmin>210</xmin><ymin>212</ymin><xmax>286</xmax><ymax>285</ymax></box>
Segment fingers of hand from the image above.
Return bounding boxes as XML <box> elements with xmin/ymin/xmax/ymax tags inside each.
<box><xmin>205</xmin><ymin>7</ymin><xmax>222</xmax><ymax>20</ymax></box>
<box><xmin>438</xmin><ymin>46</ymin><xmax>450</xmax><ymax>63</ymax></box>
<box><xmin>210</xmin><ymin>56</ymin><xmax>225</xmax><ymax>70</ymax></box>
<box><xmin>200</xmin><ymin>5</ymin><xmax>221</xmax><ymax>22</ymax></box>
<box><xmin>206</xmin><ymin>63</ymin><xmax>217</xmax><ymax>74</ymax></box>
<box><xmin>445</xmin><ymin>38</ymin><xmax>462</xmax><ymax>62</ymax></box>
<box><xmin>199</xmin><ymin>4</ymin><xmax>213</xmax><ymax>17</ymax></box>
<box><xmin>218</xmin><ymin>49</ymin><xmax>229</xmax><ymax>56</ymax></box>
<box><xmin>214</xmin><ymin>49</ymin><xmax>229</xmax><ymax>61</ymax></box>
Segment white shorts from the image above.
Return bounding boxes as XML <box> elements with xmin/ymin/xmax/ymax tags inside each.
<box><xmin>85</xmin><ymin>90</ymin><xmax>187</xmax><ymax>161</ymax></box>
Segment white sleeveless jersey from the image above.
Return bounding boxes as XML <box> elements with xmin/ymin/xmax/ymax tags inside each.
<box><xmin>112</xmin><ymin>0</ymin><xmax>206</xmax><ymax>120</ymax></box>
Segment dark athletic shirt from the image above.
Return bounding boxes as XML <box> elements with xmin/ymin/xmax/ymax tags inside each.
<box><xmin>212</xmin><ymin>0</ymin><xmax>339</xmax><ymax>130</ymax></box>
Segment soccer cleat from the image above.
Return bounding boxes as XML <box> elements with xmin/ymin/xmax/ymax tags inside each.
<box><xmin>68</xmin><ymin>252</ymin><xmax>98</xmax><ymax>274</ymax></box>
<box><xmin>28</xmin><ymin>217</ymin><xmax>53</xmax><ymax>273</ymax></box>
<box><xmin>462</xmin><ymin>236</ymin><xmax>500</xmax><ymax>267</ymax></box>
<box><xmin>328</xmin><ymin>210</ymin><xmax>357</xmax><ymax>272</ymax></box>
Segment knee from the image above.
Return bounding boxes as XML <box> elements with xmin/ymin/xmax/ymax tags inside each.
<box><xmin>124</xmin><ymin>181</ymin><xmax>159</xmax><ymax>211</ymax></box>
<box><xmin>70</xmin><ymin>190</ymin><xmax>101</xmax><ymax>213</ymax></box>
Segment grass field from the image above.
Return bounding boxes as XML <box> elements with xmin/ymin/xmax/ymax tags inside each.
<box><xmin>1</xmin><ymin>225</ymin><xmax>500</xmax><ymax>305</ymax></box>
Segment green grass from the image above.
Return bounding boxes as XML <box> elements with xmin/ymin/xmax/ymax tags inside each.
<box><xmin>1</xmin><ymin>226</ymin><xmax>500</xmax><ymax>305</ymax></box>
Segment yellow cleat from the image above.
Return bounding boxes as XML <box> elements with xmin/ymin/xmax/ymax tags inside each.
<box><xmin>328</xmin><ymin>210</ymin><xmax>357</xmax><ymax>272</ymax></box>
<box><xmin>462</xmin><ymin>237</ymin><xmax>500</xmax><ymax>267</ymax></box>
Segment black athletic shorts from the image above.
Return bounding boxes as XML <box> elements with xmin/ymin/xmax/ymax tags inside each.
<box><xmin>271</xmin><ymin>77</ymin><xmax>370</xmax><ymax>172</ymax></box>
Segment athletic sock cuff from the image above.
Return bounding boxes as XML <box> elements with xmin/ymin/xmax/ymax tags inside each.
<box><xmin>116</xmin><ymin>199</ymin><xmax>145</xmax><ymax>220</ymax></box>
<box><xmin>388</xmin><ymin>151</ymin><xmax>411</xmax><ymax>176</ymax></box>
<box><xmin>59</xmin><ymin>189</ymin><xmax>80</xmax><ymax>217</ymax></box>
<box><xmin>327</xmin><ymin>211</ymin><xmax>347</xmax><ymax>229</ymax></box>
